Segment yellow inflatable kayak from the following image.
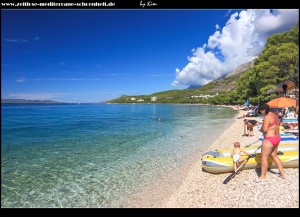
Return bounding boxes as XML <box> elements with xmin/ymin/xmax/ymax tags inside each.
<box><xmin>202</xmin><ymin>143</ymin><xmax>299</xmax><ymax>158</ymax></box>
<box><xmin>202</xmin><ymin>150</ymin><xmax>299</xmax><ymax>174</ymax></box>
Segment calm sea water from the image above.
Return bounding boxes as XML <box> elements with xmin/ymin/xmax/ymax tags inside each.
<box><xmin>1</xmin><ymin>104</ymin><xmax>237</xmax><ymax>207</ymax></box>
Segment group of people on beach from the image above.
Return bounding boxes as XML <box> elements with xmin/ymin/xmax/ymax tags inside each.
<box><xmin>243</xmin><ymin>116</ymin><xmax>297</xmax><ymax>137</ymax></box>
<box><xmin>233</xmin><ymin>102</ymin><xmax>288</xmax><ymax>182</ymax></box>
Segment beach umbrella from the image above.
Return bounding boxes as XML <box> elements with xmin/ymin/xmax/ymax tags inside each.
<box><xmin>267</xmin><ymin>97</ymin><xmax>296</xmax><ymax>108</ymax></box>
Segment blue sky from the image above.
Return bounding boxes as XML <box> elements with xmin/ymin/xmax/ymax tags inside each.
<box><xmin>2</xmin><ymin>9</ymin><xmax>299</xmax><ymax>103</ymax></box>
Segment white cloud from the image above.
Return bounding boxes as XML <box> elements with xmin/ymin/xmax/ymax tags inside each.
<box><xmin>172</xmin><ymin>9</ymin><xmax>299</xmax><ymax>87</ymax></box>
<box><xmin>225</xmin><ymin>9</ymin><xmax>232</xmax><ymax>17</ymax></box>
<box><xmin>5</xmin><ymin>36</ymin><xmax>40</xmax><ymax>43</ymax></box>
<box><xmin>145</xmin><ymin>74</ymin><xmax>173</xmax><ymax>77</ymax></box>
<box><xmin>5</xmin><ymin>39</ymin><xmax>20</xmax><ymax>43</ymax></box>
<box><xmin>16</xmin><ymin>77</ymin><xmax>27</xmax><ymax>83</ymax></box>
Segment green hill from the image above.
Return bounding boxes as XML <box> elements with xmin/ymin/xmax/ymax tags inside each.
<box><xmin>108</xmin><ymin>71</ymin><xmax>244</xmax><ymax>104</ymax></box>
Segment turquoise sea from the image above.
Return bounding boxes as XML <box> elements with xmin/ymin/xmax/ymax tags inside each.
<box><xmin>1</xmin><ymin>104</ymin><xmax>237</xmax><ymax>207</ymax></box>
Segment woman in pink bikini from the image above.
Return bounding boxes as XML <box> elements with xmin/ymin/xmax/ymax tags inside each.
<box><xmin>256</xmin><ymin>103</ymin><xmax>285</xmax><ymax>182</ymax></box>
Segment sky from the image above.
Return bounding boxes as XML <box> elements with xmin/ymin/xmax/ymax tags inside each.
<box><xmin>1</xmin><ymin>9</ymin><xmax>299</xmax><ymax>103</ymax></box>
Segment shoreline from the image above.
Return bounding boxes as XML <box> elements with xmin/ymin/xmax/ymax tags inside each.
<box><xmin>161</xmin><ymin>110</ymin><xmax>299</xmax><ymax>208</ymax></box>
<box><xmin>120</xmin><ymin>105</ymin><xmax>239</xmax><ymax>208</ymax></box>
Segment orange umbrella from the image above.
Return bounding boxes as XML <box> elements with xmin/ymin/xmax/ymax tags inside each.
<box><xmin>267</xmin><ymin>97</ymin><xmax>296</xmax><ymax>108</ymax></box>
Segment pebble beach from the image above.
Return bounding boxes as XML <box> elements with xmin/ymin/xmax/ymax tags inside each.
<box><xmin>162</xmin><ymin>110</ymin><xmax>299</xmax><ymax>208</ymax></box>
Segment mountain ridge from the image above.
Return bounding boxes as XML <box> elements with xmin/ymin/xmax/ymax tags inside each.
<box><xmin>226</xmin><ymin>60</ymin><xmax>254</xmax><ymax>77</ymax></box>
<box><xmin>108</xmin><ymin>60</ymin><xmax>253</xmax><ymax>103</ymax></box>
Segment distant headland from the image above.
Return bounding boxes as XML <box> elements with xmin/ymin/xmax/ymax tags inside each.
<box><xmin>1</xmin><ymin>99</ymin><xmax>107</xmax><ymax>104</ymax></box>
<box><xmin>1</xmin><ymin>99</ymin><xmax>68</xmax><ymax>104</ymax></box>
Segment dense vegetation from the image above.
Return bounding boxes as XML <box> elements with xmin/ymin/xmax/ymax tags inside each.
<box><xmin>108</xmin><ymin>23</ymin><xmax>299</xmax><ymax>105</ymax></box>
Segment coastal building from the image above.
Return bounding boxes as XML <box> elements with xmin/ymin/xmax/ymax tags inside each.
<box><xmin>131</xmin><ymin>97</ymin><xmax>136</xmax><ymax>101</ymax></box>
<box><xmin>151</xmin><ymin>97</ymin><xmax>157</xmax><ymax>102</ymax></box>
<box><xmin>189</xmin><ymin>93</ymin><xmax>218</xmax><ymax>99</ymax></box>
<box><xmin>137</xmin><ymin>99</ymin><xmax>144</xmax><ymax>102</ymax></box>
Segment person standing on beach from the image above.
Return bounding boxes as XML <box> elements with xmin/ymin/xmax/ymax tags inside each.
<box><xmin>243</xmin><ymin>119</ymin><xmax>262</xmax><ymax>136</ymax></box>
<box><xmin>232</xmin><ymin>142</ymin><xmax>250</xmax><ymax>172</ymax></box>
<box><xmin>256</xmin><ymin>103</ymin><xmax>285</xmax><ymax>182</ymax></box>
<box><xmin>296</xmin><ymin>92</ymin><xmax>299</xmax><ymax>121</ymax></box>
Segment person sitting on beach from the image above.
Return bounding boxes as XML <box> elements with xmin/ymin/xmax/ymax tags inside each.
<box><xmin>243</xmin><ymin>119</ymin><xmax>262</xmax><ymax>137</ymax></box>
<box><xmin>277</xmin><ymin>108</ymin><xmax>286</xmax><ymax>122</ymax></box>
<box><xmin>280</xmin><ymin>122</ymin><xmax>297</xmax><ymax>130</ymax></box>
<box><xmin>232</xmin><ymin>142</ymin><xmax>251</xmax><ymax>172</ymax></box>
